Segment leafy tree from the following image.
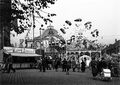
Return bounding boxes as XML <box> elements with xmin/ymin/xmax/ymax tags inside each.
<box><xmin>11</xmin><ymin>0</ymin><xmax>57</xmax><ymax>34</ymax></box>
<box><xmin>0</xmin><ymin>0</ymin><xmax>56</xmax><ymax>47</ymax></box>
<box><xmin>0</xmin><ymin>0</ymin><xmax>11</xmax><ymax>47</ymax></box>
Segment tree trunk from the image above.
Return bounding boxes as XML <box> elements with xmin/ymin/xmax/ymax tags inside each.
<box><xmin>0</xmin><ymin>0</ymin><xmax>11</xmax><ymax>49</ymax></box>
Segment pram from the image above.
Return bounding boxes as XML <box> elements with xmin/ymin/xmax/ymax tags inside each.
<box><xmin>100</xmin><ymin>68</ymin><xmax>112</xmax><ymax>81</ymax></box>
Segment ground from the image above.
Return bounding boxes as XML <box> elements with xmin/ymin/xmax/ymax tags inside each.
<box><xmin>0</xmin><ymin>68</ymin><xmax>120</xmax><ymax>85</ymax></box>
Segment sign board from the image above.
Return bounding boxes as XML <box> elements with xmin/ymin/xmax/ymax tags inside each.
<box><xmin>14</xmin><ymin>48</ymin><xmax>23</xmax><ymax>53</ymax></box>
<box><xmin>4</xmin><ymin>47</ymin><xmax>14</xmax><ymax>53</ymax></box>
<box><xmin>24</xmin><ymin>48</ymin><xmax>35</xmax><ymax>53</ymax></box>
<box><xmin>3</xmin><ymin>47</ymin><xmax>35</xmax><ymax>54</ymax></box>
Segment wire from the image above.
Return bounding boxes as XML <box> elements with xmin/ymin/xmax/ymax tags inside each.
<box><xmin>35</xmin><ymin>18</ymin><xmax>42</xmax><ymax>24</ymax></box>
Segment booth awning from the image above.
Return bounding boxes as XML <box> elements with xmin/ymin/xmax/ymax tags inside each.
<box><xmin>10</xmin><ymin>52</ymin><xmax>41</xmax><ymax>57</ymax></box>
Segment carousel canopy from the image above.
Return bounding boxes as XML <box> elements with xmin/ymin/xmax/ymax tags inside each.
<box><xmin>34</xmin><ymin>28</ymin><xmax>64</xmax><ymax>41</ymax></box>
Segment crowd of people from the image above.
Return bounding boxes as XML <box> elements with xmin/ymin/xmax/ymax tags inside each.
<box><xmin>36</xmin><ymin>54</ymin><xmax>120</xmax><ymax>78</ymax></box>
<box><xmin>90</xmin><ymin>54</ymin><xmax>120</xmax><ymax>78</ymax></box>
<box><xmin>36</xmin><ymin>55</ymin><xmax>87</xmax><ymax>74</ymax></box>
<box><xmin>1</xmin><ymin>52</ymin><xmax>119</xmax><ymax>79</ymax></box>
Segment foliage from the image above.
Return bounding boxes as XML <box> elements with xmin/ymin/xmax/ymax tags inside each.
<box><xmin>11</xmin><ymin>0</ymin><xmax>57</xmax><ymax>34</ymax></box>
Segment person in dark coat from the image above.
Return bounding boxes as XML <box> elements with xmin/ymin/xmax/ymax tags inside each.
<box><xmin>6</xmin><ymin>54</ymin><xmax>15</xmax><ymax>73</ymax></box>
<box><xmin>37</xmin><ymin>58</ymin><xmax>42</xmax><ymax>72</ymax></box>
<box><xmin>42</xmin><ymin>57</ymin><xmax>47</xmax><ymax>72</ymax></box>
<box><xmin>97</xmin><ymin>60</ymin><xmax>102</xmax><ymax>74</ymax></box>
<box><xmin>112</xmin><ymin>59</ymin><xmax>119</xmax><ymax>77</ymax></box>
<box><xmin>90</xmin><ymin>58</ymin><xmax>98</xmax><ymax>77</ymax></box>
<box><xmin>66</xmin><ymin>59</ymin><xmax>71</xmax><ymax>75</ymax></box>
<box><xmin>71</xmin><ymin>58</ymin><xmax>76</xmax><ymax>72</ymax></box>
<box><xmin>108</xmin><ymin>60</ymin><xmax>112</xmax><ymax>70</ymax></box>
<box><xmin>62</xmin><ymin>58</ymin><xmax>67</xmax><ymax>72</ymax></box>
<box><xmin>81</xmin><ymin>59</ymin><xmax>86</xmax><ymax>72</ymax></box>
<box><xmin>97</xmin><ymin>57</ymin><xmax>107</xmax><ymax>75</ymax></box>
<box><xmin>101</xmin><ymin>58</ymin><xmax>107</xmax><ymax>69</ymax></box>
<box><xmin>2</xmin><ymin>52</ymin><xmax>9</xmax><ymax>73</ymax></box>
<box><xmin>54</xmin><ymin>58</ymin><xmax>60</xmax><ymax>72</ymax></box>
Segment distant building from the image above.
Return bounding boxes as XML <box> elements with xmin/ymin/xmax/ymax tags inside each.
<box><xmin>102</xmin><ymin>40</ymin><xmax>120</xmax><ymax>55</ymax></box>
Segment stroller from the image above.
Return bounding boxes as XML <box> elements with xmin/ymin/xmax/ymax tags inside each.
<box><xmin>100</xmin><ymin>68</ymin><xmax>112</xmax><ymax>81</ymax></box>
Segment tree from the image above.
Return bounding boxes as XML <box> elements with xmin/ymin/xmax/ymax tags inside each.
<box><xmin>11</xmin><ymin>0</ymin><xmax>57</xmax><ymax>34</ymax></box>
<box><xmin>0</xmin><ymin>0</ymin><xmax>11</xmax><ymax>47</ymax></box>
<box><xmin>0</xmin><ymin>0</ymin><xmax>57</xmax><ymax>48</ymax></box>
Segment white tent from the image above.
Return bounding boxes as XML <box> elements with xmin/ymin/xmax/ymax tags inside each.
<box><xmin>79</xmin><ymin>55</ymin><xmax>91</xmax><ymax>67</ymax></box>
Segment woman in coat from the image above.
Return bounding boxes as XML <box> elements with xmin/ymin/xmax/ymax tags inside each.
<box><xmin>90</xmin><ymin>58</ymin><xmax>98</xmax><ymax>77</ymax></box>
<box><xmin>81</xmin><ymin>59</ymin><xmax>86</xmax><ymax>72</ymax></box>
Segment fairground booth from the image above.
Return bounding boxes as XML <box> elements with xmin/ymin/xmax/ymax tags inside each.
<box><xmin>3</xmin><ymin>47</ymin><xmax>42</xmax><ymax>69</ymax></box>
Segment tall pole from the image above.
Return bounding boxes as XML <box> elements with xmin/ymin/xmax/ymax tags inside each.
<box><xmin>39</xmin><ymin>27</ymin><xmax>44</xmax><ymax>49</ymax></box>
<box><xmin>32</xmin><ymin>6</ymin><xmax>35</xmax><ymax>48</ymax></box>
<box><xmin>39</xmin><ymin>27</ymin><xmax>42</xmax><ymax>49</ymax></box>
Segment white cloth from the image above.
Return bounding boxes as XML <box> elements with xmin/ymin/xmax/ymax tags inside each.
<box><xmin>79</xmin><ymin>55</ymin><xmax>91</xmax><ymax>67</ymax></box>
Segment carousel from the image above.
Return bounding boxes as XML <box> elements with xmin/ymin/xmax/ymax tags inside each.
<box><xmin>31</xmin><ymin>25</ymin><xmax>66</xmax><ymax>59</ymax></box>
<box><xmin>66</xmin><ymin>38</ymin><xmax>101</xmax><ymax>67</ymax></box>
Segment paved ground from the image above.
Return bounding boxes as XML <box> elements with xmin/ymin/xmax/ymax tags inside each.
<box><xmin>0</xmin><ymin>69</ymin><xmax>120</xmax><ymax>85</ymax></box>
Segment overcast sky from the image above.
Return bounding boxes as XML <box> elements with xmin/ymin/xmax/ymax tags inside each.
<box><xmin>11</xmin><ymin>0</ymin><xmax>120</xmax><ymax>46</ymax></box>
